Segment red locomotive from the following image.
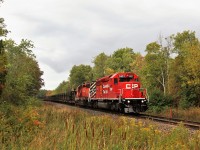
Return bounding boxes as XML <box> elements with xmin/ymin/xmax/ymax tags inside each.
<box><xmin>75</xmin><ymin>72</ymin><xmax>148</xmax><ymax>113</ymax></box>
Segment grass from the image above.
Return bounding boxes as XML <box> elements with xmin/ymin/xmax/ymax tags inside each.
<box><xmin>171</xmin><ymin>107</ymin><xmax>200</xmax><ymax>122</ymax></box>
<box><xmin>147</xmin><ymin>107</ymin><xmax>200</xmax><ymax>122</ymax></box>
<box><xmin>0</xmin><ymin>102</ymin><xmax>200</xmax><ymax>150</ymax></box>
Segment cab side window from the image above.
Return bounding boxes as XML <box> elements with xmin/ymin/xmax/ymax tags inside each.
<box><xmin>114</xmin><ymin>78</ymin><xmax>118</xmax><ymax>85</ymax></box>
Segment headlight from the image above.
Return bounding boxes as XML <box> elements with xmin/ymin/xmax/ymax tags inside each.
<box><xmin>142</xmin><ymin>100</ymin><xmax>147</xmax><ymax>103</ymax></box>
<box><xmin>127</xmin><ymin>100</ymin><xmax>130</xmax><ymax>103</ymax></box>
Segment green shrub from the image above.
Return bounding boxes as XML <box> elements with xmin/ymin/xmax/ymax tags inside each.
<box><xmin>148</xmin><ymin>89</ymin><xmax>173</xmax><ymax>113</ymax></box>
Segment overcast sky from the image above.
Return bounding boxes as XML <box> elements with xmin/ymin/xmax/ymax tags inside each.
<box><xmin>1</xmin><ymin>0</ymin><xmax>200</xmax><ymax>90</ymax></box>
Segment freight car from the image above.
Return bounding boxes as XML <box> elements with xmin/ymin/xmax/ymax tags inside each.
<box><xmin>47</xmin><ymin>72</ymin><xmax>148</xmax><ymax>113</ymax></box>
<box><xmin>46</xmin><ymin>90</ymin><xmax>76</xmax><ymax>104</ymax></box>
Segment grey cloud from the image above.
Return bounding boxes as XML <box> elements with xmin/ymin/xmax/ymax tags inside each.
<box><xmin>2</xmin><ymin>0</ymin><xmax>200</xmax><ymax>89</ymax></box>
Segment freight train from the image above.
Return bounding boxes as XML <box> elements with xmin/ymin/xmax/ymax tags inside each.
<box><xmin>46</xmin><ymin>72</ymin><xmax>148</xmax><ymax>113</ymax></box>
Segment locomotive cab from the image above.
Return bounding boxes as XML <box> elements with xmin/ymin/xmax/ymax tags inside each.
<box><xmin>92</xmin><ymin>72</ymin><xmax>148</xmax><ymax>113</ymax></box>
<box><xmin>112</xmin><ymin>73</ymin><xmax>148</xmax><ymax>113</ymax></box>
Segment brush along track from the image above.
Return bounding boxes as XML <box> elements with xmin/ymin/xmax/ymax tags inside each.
<box><xmin>44</xmin><ymin>101</ymin><xmax>200</xmax><ymax>130</ymax></box>
<box><xmin>138</xmin><ymin>114</ymin><xmax>200</xmax><ymax>130</ymax></box>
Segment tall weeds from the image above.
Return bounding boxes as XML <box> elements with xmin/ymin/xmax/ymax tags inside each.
<box><xmin>1</xmin><ymin>103</ymin><xmax>200</xmax><ymax>149</ymax></box>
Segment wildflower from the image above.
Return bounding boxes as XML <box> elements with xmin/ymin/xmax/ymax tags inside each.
<box><xmin>142</xmin><ymin>127</ymin><xmax>150</xmax><ymax>132</ymax></box>
<box><xmin>18</xmin><ymin>118</ymin><xmax>22</xmax><ymax>123</ymax></box>
<box><xmin>32</xmin><ymin>110</ymin><xmax>39</xmax><ymax>117</ymax></box>
<box><xmin>155</xmin><ymin>130</ymin><xmax>161</xmax><ymax>134</ymax></box>
<box><xmin>138</xmin><ymin>121</ymin><xmax>143</xmax><ymax>127</ymax></box>
<box><xmin>33</xmin><ymin>120</ymin><xmax>41</xmax><ymax>126</ymax></box>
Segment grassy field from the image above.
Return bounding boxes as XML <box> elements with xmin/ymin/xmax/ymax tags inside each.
<box><xmin>0</xmin><ymin>102</ymin><xmax>200</xmax><ymax>150</ymax></box>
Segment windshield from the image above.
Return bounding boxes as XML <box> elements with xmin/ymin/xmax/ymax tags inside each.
<box><xmin>119</xmin><ymin>77</ymin><xmax>132</xmax><ymax>82</ymax></box>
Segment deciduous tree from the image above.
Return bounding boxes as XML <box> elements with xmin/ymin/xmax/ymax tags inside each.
<box><xmin>92</xmin><ymin>52</ymin><xmax>108</xmax><ymax>79</ymax></box>
<box><xmin>143</xmin><ymin>42</ymin><xmax>165</xmax><ymax>94</ymax></box>
<box><xmin>53</xmin><ymin>81</ymin><xmax>71</xmax><ymax>94</ymax></box>
<box><xmin>105</xmin><ymin>47</ymin><xmax>135</xmax><ymax>74</ymax></box>
<box><xmin>0</xmin><ymin>17</ymin><xmax>8</xmax><ymax>96</ymax></box>
<box><xmin>69</xmin><ymin>64</ymin><xmax>92</xmax><ymax>88</ymax></box>
<box><xmin>1</xmin><ymin>39</ymin><xmax>44</xmax><ymax>105</ymax></box>
<box><xmin>170</xmin><ymin>31</ymin><xmax>200</xmax><ymax>107</ymax></box>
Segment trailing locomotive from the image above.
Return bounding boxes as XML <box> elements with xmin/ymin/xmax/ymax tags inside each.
<box><xmin>47</xmin><ymin>72</ymin><xmax>148</xmax><ymax>113</ymax></box>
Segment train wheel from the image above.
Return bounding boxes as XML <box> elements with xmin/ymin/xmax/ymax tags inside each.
<box><xmin>110</xmin><ymin>103</ymin><xmax>115</xmax><ymax>111</ymax></box>
<box><xmin>92</xmin><ymin>101</ymin><xmax>98</xmax><ymax>109</ymax></box>
<box><xmin>111</xmin><ymin>103</ymin><xmax>118</xmax><ymax>111</ymax></box>
<box><xmin>134</xmin><ymin>104</ymin><xmax>141</xmax><ymax>113</ymax></box>
<box><xmin>118</xmin><ymin>103</ymin><xmax>125</xmax><ymax>113</ymax></box>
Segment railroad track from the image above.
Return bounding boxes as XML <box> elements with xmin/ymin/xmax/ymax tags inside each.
<box><xmin>45</xmin><ymin>101</ymin><xmax>200</xmax><ymax>130</ymax></box>
<box><xmin>138</xmin><ymin>114</ymin><xmax>200</xmax><ymax>130</ymax></box>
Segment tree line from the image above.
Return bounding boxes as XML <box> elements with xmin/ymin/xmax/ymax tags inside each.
<box><xmin>52</xmin><ymin>31</ymin><xmax>200</xmax><ymax>110</ymax></box>
<box><xmin>0</xmin><ymin>17</ymin><xmax>44</xmax><ymax>105</ymax></box>
<box><xmin>0</xmin><ymin>0</ymin><xmax>199</xmax><ymax>110</ymax></box>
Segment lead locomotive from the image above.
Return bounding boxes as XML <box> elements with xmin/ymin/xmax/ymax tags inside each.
<box><xmin>47</xmin><ymin>72</ymin><xmax>148</xmax><ymax>113</ymax></box>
